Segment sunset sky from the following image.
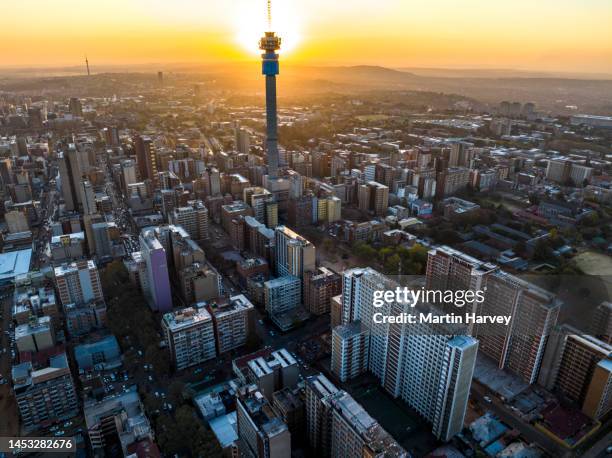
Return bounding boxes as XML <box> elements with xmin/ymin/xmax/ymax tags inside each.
<box><xmin>2</xmin><ymin>0</ymin><xmax>611</xmax><ymax>73</ymax></box>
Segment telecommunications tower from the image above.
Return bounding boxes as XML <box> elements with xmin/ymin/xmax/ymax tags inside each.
<box><xmin>259</xmin><ymin>0</ymin><xmax>281</xmax><ymax>179</ymax></box>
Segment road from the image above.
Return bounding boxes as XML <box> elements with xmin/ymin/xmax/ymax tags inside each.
<box><xmin>0</xmin><ymin>294</ymin><xmax>20</xmax><ymax>436</ymax></box>
<box><xmin>471</xmin><ymin>381</ymin><xmax>572</xmax><ymax>457</ymax></box>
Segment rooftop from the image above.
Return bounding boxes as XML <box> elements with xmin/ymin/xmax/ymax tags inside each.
<box><xmin>0</xmin><ymin>248</ymin><xmax>32</xmax><ymax>283</ymax></box>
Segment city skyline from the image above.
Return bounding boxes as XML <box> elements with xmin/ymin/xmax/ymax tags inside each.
<box><xmin>1</xmin><ymin>0</ymin><xmax>612</xmax><ymax>74</ymax></box>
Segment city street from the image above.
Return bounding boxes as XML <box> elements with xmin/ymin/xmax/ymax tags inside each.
<box><xmin>471</xmin><ymin>381</ymin><xmax>571</xmax><ymax>457</ymax></box>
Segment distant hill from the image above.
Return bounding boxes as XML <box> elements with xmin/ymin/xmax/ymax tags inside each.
<box><xmin>2</xmin><ymin>63</ymin><xmax>612</xmax><ymax>115</ymax></box>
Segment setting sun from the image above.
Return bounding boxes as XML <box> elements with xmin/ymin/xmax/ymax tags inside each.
<box><xmin>233</xmin><ymin>0</ymin><xmax>302</xmax><ymax>56</ymax></box>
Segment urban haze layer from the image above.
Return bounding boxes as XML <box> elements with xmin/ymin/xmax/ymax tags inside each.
<box><xmin>0</xmin><ymin>7</ymin><xmax>612</xmax><ymax>458</ymax></box>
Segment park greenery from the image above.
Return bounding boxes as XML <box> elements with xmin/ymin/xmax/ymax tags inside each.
<box><xmin>352</xmin><ymin>242</ymin><xmax>429</xmax><ymax>275</ymax></box>
<box><xmin>100</xmin><ymin>261</ymin><xmax>223</xmax><ymax>458</ymax></box>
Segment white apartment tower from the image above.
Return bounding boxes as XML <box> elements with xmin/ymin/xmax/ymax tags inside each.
<box><xmin>162</xmin><ymin>306</ymin><xmax>216</xmax><ymax>371</ymax></box>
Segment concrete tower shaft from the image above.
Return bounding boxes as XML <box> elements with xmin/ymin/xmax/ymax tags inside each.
<box><xmin>260</xmin><ymin>23</ymin><xmax>281</xmax><ymax>179</ymax></box>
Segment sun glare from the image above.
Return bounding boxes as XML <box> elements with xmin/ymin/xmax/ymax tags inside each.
<box><xmin>234</xmin><ymin>0</ymin><xmax>302</xmax><ymax>56</ymax></box>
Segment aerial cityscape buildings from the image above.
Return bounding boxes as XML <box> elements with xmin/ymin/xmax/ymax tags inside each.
<box><xmin>0</xmin><ymin>1</ymin><xmax>611</xmax><ymax>457</ymax></box>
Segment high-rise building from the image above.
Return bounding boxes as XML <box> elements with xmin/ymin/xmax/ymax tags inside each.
<box><xmin>162</xmin><ymin>306</ymin><xmax>216</xmax><ymax>371</ymax></box>
<box><xmin>583</xmin><ymin>359</ymin><xmax>612</xmax><ymax>420</ymax></box>
<box><xmin>331</xmin><ymin>321</ymin><xmax>369</xmax><ymax>383</ymax></box>
<box><xmin>208</xmin><ymin>294</ymin><xmax>254</xmax><ymax>355</ymax></box>
<box><xmin>475</xmin><ymin>270</ymin><xmax>560</xmax><ymax>384</ymax></box>
<box><xmin>264</xmin><ymin>276</ymin><xmax>301</xmax><ymax>316</ymax></box>
<box><xmin>244</xmin><ymin>186</ymin><xmax>277</xmax><ymax>228</ymax></box>
<box><xmin>303</xmin><ymin>267</ymin><xmax>342</xmax><ymax>315</ymax></box>
<box><xmin>134</xmin><ymin>135</ymin><xmax>159</xmax><ymax>188</ymax></box>
<box><xmin>275</xmin><ymin>226</ymin><xmax>316</xmax><ymax>277</ymax></box>
<box><xmin>238</xmin><ymin>348</ymin><xmax>299</xmax><ymax>400</ymax></box>
<box><xmin>54</xmin><ymin>260</ymin><xmax>103</xmax><ymax>307</ymax></box>
<box><xmin>5</xmin><ymin>210</ymin><xmax>29</xmax><ymax>233</ymax></box>
<box><xmin>79</xmin><ymin>179</ymin><xmax>96</xmax><ymax>215</ymax></box>
<box><xmin>178</xmin><ymin>263</ymin><xmax>219</xmax><ymax>304</ymax></box>
<box><xmin>139</xmin><ymin>228</ymin><xmax>172</xmax><ymax>312</ymax></box>
<box><xmin>329</xmin><ymin>390</ymin><xmax>407</xmax><ymax>458</ymax></box>
<box><xmin>337</xmin><ymin>267</ymin><xmax>478</xmax><ymax>442</ymax></box>
<box><xmin>69</xmin><ymin>97</ymin><xmax>83</xmax><ymax>117</ymax></box>
<box><xmin>169</xmin><ymin>200</ymin><xmax>209</xmax><ymax>242</ymax></box>
<box><xmin>590</xmin><ymin>302</ymin><xmax>612</xmax><ymax>344</ymax></box>
<box><xmin>358</xmin><ymin>181</ymin><xmax>389</xmax><ymax>216</ymax></box>
<box><xmin>15</xmin><ymin>316</ymin><xmax>54</xmax><ymax>353</ymax></box>
<box><xmin>539</xmin><ymin>325</ymin><xmax>612</xmax><ymax>418</ymax></box>
<box><xmin>57</xmin><ymin>145</ymin><xmax>83</xmax><ymax>212</ymax></box>
<box><xmin>236</xmin><ymin>387</ymin><xmax>291</xmax><ymax>458</ymax></box>
<box><xmin>304</xmin><ymin>374</ymin><xmax>339</xmax><ymax>456</ymax></box>
<box><xmin>84</xmin><ymin>390</ymin><xmax>154</xmax><ymax>456</ymax></box>
<box><xmin>425</xmin><ymin>245</ymin><xmax>497</xmax><ymax>315</ymax></box>
<box><xmin>235</xmin><ymin>126</ymin><xmax>251</xmax><ymax>155</ymax></box>
<box><xmin>12</xmin><ymin>352</ymin><xmax>78</xmax><ymax>432</ymax></box>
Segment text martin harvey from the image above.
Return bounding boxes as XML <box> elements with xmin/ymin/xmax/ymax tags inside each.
<box><xmin>372</xmin><ymin>312</ymin><xmax>512</xmax><ymax>326</ymax></box>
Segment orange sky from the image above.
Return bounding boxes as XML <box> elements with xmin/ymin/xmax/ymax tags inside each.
<box><xmin>1</xmin><ymin>0</ymin><xmax>611</xmax><ymax>73</ymax></box>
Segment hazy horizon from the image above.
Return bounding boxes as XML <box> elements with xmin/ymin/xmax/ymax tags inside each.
<box><xmin>2</xmin><ymin>0</ymin><xmax>611</xmax><ymax>74</ymax></box>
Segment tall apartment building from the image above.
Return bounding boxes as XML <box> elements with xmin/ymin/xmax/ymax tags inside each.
<box><xmin>169</xmin><ymin>200</ymin><xmax>209</xmax><ymax>242</ymax></box>
<box><xmin>358</xmin><ymin>181</ymin><xmax>389</xmax><ymax>216</ymax></box>
<box><xmin>546</xmin><ymin>159</ymin><xmax>593</xmax><ymax>185</ymax></box>
<box><xmin>235</xmin><ymin>127</ymin><xmax>251</xmax><ymax>155</ymax></box>
<box><xmin>84</xmin><ymin>390</ymin><xmax>154</xmax><ymax>457</ymax></box>
<box><xmin>331</xmin><ymin>321</ymin><xmax>369</xmax><ymax>383</ymax></box>
<box><xmin>120</xmin><ymin>159</ymin><xmax>138</xmax><ymax>191</ymax></box>
<box><xmin>436</xmin><ymin>166</ymin><xmax>470</xmax><ymax>198</ymax></box>
<box><xmin>162</xmin><ymin>306</ymin><xmax>216</xmax><ymax>371</ymax></box>
<box><xmin>57</xmin><ymin>145</ymin><xmax>83</xmax><ymax>212</ymax></box>
<box><xmin>583</xmin><ymin>359</ymin><xmax>612</xmax><ymax>420</ymax></box>
<box><xmin>80</xmin><ymin>179</ymin><xmax>96</xmax><ymax>215</ymax></box>
<box><xmin>304</xmin><ymin>267</ymin><xmax>342</xmax><ymax>315</ymax></box>
<box><xmin>5</xmin><ymin>209</ymin><xmax>29</xmax><ymax>233</ymax></box>
<box><xmin>287</xmin><ymin>196</ymin><xmax>314</xmax><ymax>228</ymax></box>
<box><xmin>337</xmin><ymin>267</ymin><xmax>478</xmax><ymax>442</ymax></box>
<box><xmin>64</xmin><ymin>300</ymin><xmax>107</xmax><ymax>337</ymax></box>
<box><xmin>264</xmin><ymin>276</ymin><xmax>301</xmax><ymax>317</ymax></box>
<box><xmin>208</xmin><ymin>294</ymin><xmax>254</xmax><ymax>354</ymax></box>
<box><xmin>200</xmin><ymin>167</ymin><xmax>221</xmax><ymax>197</ymax></box>
<box><xmin>304</xmin><ymin>374</ymin><xmax>339</xmax><ymax>456</ymax></box>
<box><xmin>139</xmin><ymin>228</ymin><xmax>172</xmax><ymax>312</ymax></box>
<box><xmin>15</xmin><ymin>315</ymin><xmax>54</xmax><ymax>353</ymax></box>
<box><xmin>475</xmin><ymin>270</ymin><xmax>561</xmax><ymax>384</ymax></box>
<box><xmin>590</xmin><ymin>301</ymin><xmax>612</xmax><ymax>344</ymax></box>
<box><xmin>178</xmin><ymin>262</ymin><xmax>219</xmax><ymax>303</ymax></box>
<box><xmin>425</xmin><ymin>245</ymin><xmax>497</xmax><ymax>315</ymax></box>
<box><xmin>134</xmin><ymin>135</ymin><xmax>159</xmax><ymax>188</ymax></box>
<box><xmin>275</xmin><ymin>226</ymin><xmax>315</xmax><ymax>277</ymax></box>
<box><xmin>539</xmin><ymin>326</ymin><xmax>612</xmax><ymax>419</ymax></box>
<box><xmin>238</xmin><ymin>348</ymin><xmax>299</xmax><ymax>400</ymax></box>
<box><xmin>12</xmin><ymin>353</ymin><xmax>79</xmax><ymax>432</ymax></box>
<box><xmin>236</xmin><ymin>387</ymin><xmax>291</xmax><ymax>458</ymax></box>
<box><xmin>244</xmin><ymin>186</ymin><xmax>277</xmax><ymax>229</ymax></box>
<box><xmin>54</xmin><ymin>260</ymin><xmax>103</xmax><ymax>307</ymax></box>
<box><xmin>329</xmin><ymin>390</ymin><xmax>407</xmax><ymax>458</ymax></box>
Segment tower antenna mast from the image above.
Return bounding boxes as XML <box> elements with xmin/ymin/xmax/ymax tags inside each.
<box><xmin>267</xmin><ymin>0</ymin><xmax>272</xmax><ymax>31</ymax></box>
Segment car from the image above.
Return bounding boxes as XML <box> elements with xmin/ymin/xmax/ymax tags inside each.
<box><xmin>483</xmin><ymin>396</ymin><xmax>492</xmax><ymax>403</ymax></box>
<box><xmin>148</xmin><ymin>375</ymin><xmax>153</xmax><ymax>382</ymax></box>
